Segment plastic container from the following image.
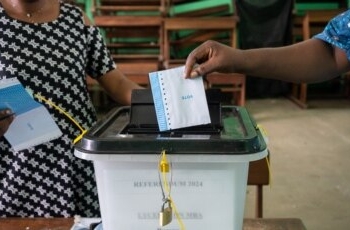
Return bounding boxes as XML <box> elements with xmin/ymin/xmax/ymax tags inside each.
<box><xmin>74</xmin><ymin>90</ymin><xmax>268</xmax><ymax>230</ymax></box>
<box><xmin>75</xmin><ymin>151</ymin><xmax>267</xmax><ymax>230</ymax></box>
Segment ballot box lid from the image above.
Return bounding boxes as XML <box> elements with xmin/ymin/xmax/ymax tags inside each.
<box><xmin>74</xmin><ymin>89</ymin><xmax>267</xmax><ymax>155</ymax></box>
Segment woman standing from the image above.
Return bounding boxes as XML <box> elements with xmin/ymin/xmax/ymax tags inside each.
<box><xmin>0</xmin><ymin>0</ymin><xmax>142</xmax><ymax>217</ymax></box>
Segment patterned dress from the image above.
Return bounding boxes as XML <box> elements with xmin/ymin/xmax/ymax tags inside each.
<box><xmin>314</xmin><ymin>9</ymin><xmax>350</xmax><ymax>60</ymax></box>
<box><xmin>0</xmin><ymin>2</ymin><xmax>115</xmax><ymax>217</ymax></box>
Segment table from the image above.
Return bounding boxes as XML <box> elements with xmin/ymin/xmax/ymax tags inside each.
<box><xmin>0</xmin><ymin>217</ymin><xmax>306</xmax><ymax>230</ymax></box>
<box><xmin>244</xmin><ymin>218</ymin><xmax>307</xmax><ymax>230</ymax></box>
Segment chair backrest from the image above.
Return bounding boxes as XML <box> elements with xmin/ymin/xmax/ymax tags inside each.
<box><xmin>117</xmin><ymin>62</ymin><xmax>158</xmax><ymax>86</ymax></box>
<box><xmin>94</xmin><ymin>15</ymin><xmax>163</xmax><ymax>62</ymax></box>
<box><xmin>92</xmin><ymin>0</ymin><xmax>165</xmax><ymax>84</ymax></box>
<box><xmin>293</xmin><ymin>8</ymin><xmax>346</xmax><ymax>41</ymax></box>
<box><xmin>92</xmin><ymin>0</ymin><xmax>168</xmax><ymax>16</ymax></box>
<box><xmin>206</xmin><ymin>73</ymin><xmax>246</xmax><ymax>106</ymax></box>
<box><xmin>168</xmin><ymin>0</ymin><xmax>231</xmax><ymax>17</ymax></box>
<box><xmin>162</xmin><ymin>14</ymin><xmax>245</xmax><ymax>106</ymax></box>
<box><xmin>163</xmin><ymin>16</ymin><xmax>239</xmax><ymax>68</ymax></box>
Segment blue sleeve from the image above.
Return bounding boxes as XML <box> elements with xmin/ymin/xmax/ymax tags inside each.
<box><xmin>314</xmin><ymin>9</ymin><xmax>350</xmax><ymax>61</ymax></box>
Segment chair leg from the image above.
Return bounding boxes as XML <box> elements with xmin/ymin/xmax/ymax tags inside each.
<box><xmin>256</xmin><ymin>185</ymin><xmax>263</xmax><ymax>218</ymax></box>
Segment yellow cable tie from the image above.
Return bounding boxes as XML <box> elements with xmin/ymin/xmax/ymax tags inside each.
<box><xmin>265</xmin><ymin>156</ymin><xmax>272</xmax><ymax>188</ymax></box>
<box><xmin>257</xmin><ymin>124</ymin><xmax>268</xmax><ymax>136</ymax></box>
<box><xmin>169</xmin><ymin>197</ymin><xmax>186</xmax><ymax>230</ymax></box>
<box><xmin>159</xmin><ymin>150</ymin><xmax>170</xmax><ymax>173</ymax></box>
<box><xmin>35</xmin><ymin>94</ymin><xmax>85</xmax><ymax>132</ymax></box>
<box><xmin>73</xmin><ymin>129</ymin><xmax>88</xmax><ymax>144</ymax></box>
<box><xmin>34</xmin><ymin>94</ymin><xmax>87</xmax><ymax>144</ymax></box>
<box><xmin>257</xmin><ymin>124</ymin><xmax>272</xmax><ymax>187</ymax></box>
<box><xmin>158</xmin><ymin>150</ymin><xmax>185</xmax><ymax>229</ymax></box>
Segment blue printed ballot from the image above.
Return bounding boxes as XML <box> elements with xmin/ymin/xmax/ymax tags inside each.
<box><xmin>149</xmin><ymin>66</ymin><xmax>211</xmax><ymax>131</ymax></box>
<box><xmin>0</xmin><ymin>78</ymin><xmax>62</xmax><ymax>151</ymax></box>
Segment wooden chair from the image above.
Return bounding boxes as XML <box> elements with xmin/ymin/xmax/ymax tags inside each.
<box><xmin>168</xmin><ymin>0</ymin><xmax>231</xmax><ymax>17</ymax></box>
<box><xmin>291</xmin><ymin>9</ymin><xmax>346</xmax><ymax>108</ymax></box>
<box><xmin>92</xmin><ymin>0</ymin><xmax>168</xmax><ymax>16</ymax></box>
<box><xmin>93</xmin><ymin>15</ymin><xmax>164</xmax><ymax>60</ymax></box>
<box><xmin>247</xmin><ymin>151</ymin><xmax>270</xmax><ymax>218</ymax></box>
<box><xmin>117</xmin><ymin>62</ymin><xmax>156</xmax><ymax>87</ymax></box>
<box><xmin>162</xmin><ymin>16</ymin><xmax>246</xmax><ymax>106</ymax></box>
<box><xmin>92</xmin><ymin>0</ymin><xmax>165</xmax><ymax>86</ymax></box>
<box><xmin>206</xmin><ymin>73</ymin><xmax>246</xmax><ymax>106</ymax></box>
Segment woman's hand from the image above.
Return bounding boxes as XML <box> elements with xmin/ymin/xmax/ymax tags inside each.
<box><xmin>0</xmin><ymin>109</ymin><xmax>15</xmax><ymax>137</ymax></box>
<box><xmin>184</xmin><ymin>40</ymin><xmax>237</xmax><ymax>78</ymax></box>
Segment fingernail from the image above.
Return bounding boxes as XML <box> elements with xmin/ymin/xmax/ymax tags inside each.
<box><xmin>190</xmin><ymin>71</ymin><xmax>199</xmax><ymax>78</ymax></box>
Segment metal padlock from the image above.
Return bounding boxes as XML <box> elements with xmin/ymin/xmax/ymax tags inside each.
<box><xmin>159</xmin><ymin>200</ymin><xmax>172</xmax><ymax>226</ymax></box>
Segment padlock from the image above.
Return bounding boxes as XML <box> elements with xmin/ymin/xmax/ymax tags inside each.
<box><xmin>159</xmin><ymin>199</ymin><xmax>172</xmax><ymax>226</ymax></box>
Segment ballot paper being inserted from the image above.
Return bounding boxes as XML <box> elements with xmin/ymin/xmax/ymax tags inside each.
<box><xmin>149</xmin><ymin>65</ymin><xmax>211</xmax><ymax>131</ymax></box>
<box><xmin>0</xmin><ymin>78</ymin><xmax>62</xmax><ymax>152</ymax></box>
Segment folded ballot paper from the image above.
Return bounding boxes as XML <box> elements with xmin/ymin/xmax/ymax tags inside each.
<box><xmin>149</xmin><ymin>66</ymin><xmax>211</xmax><ymax>131</ymax></box>
<box><xmin>0</xmin><ymin>78</ymin><xmax>62</xmax><ymax>151</ymax></box>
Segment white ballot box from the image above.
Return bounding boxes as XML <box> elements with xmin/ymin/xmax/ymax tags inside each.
<box><xmin>74</xmin><ymin>89</ymin><xmax>268</xmax><ymax>230</ymax></box>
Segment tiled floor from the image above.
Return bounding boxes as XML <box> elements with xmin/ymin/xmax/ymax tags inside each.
<box><xmin>243</xmin><ymin>98</ymin><xmax>350</xmax><ymax>230</ymax></box>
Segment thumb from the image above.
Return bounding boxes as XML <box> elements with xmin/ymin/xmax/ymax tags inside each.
<box><xmin>187</xmin><ymin>62</ymin><xmax>215</xmax><ymax>78</ymax></box>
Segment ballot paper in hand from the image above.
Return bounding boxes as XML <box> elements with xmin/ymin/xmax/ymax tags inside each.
<box><xmin>0</xmin><ymin>78</ymin><xmax>62</xmax><ymax>151</ymax></box>
<box><xmin>149</xmin><ymin>65</ymin><xmax>211</xmax><ymax>131</ymax></box>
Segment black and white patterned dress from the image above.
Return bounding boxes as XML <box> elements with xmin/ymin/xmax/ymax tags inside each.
<box><xmin>0</xmin><ymin>2</ymin><xmax>116</xmax><ymax>217</ymax></box>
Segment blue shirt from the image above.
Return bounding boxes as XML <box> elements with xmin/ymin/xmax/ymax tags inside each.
<box><xmin>314</xmin><ymin>9</ymin><xmax>350</xmax><ymax>61</ymax></box>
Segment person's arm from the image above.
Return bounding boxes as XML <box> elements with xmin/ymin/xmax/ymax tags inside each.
<box><xmin>97</xmin><ymin>68</ymin><xmax>143</xmax><ymax>105</ymax></box>
<box><xmin>83</xmin><ymin>12</ymin><xmax>143</xmax><ymax>105</ymax></box>
<box><xmin>184</xmin><ymin>39</ymin><xmax>350</xmax><ymax>84</ymax></box>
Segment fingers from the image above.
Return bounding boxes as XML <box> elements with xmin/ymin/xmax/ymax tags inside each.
<box><xmin>184</xmin><ymin>58</ymin><xmax>215</xmax><ymax>79</ymax></box>
<box><xmin>184</xmin><ymin>40</ymin><xmax>218</xmax><ymax>79</ymax></box>
<box><xmin>0</xmin><ymin>109</ymin><xmax>14</xmax><ymax>120</ymax></box>
<box><xmin>183</xmin><ymin>57</ymin><xmax>203</xmax><ymax>79</ymax></box>
<box><xmin>186</xmin><ymin>64</ymin><xmax>209</xmax><ymax>79</ymax></box>
<box><xmin>0</xmin><ymin>109</ymin><xmax>15</xmax><ymax>137</ymax></box>
<box><xmin>184</xmin><ymin>49</ymin><xmax>201</xmax><ymax>78</ymax></box>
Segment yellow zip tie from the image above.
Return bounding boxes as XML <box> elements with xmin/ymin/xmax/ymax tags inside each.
<box><xmin>169</xmin><ymin>197</ymin><xmax>186</xmax><ymax>230</ymax></box>
<box><xmin>160</xmin><ymin>150</ymin><xmax>171</xmax><ymax>195</ymax></box>
<box><xmin>73</xmin><ymin>130</ymin><xmax>88</xmax><ymax>144</ymax></box>
<box><xmin>159</xmin><ymin>150</ymin><xmax>170</xmax><ymax>173</ymax></box>
<box><xmin>257</xmin><ymin>124</ymin><xmax>272</xmax><ymax>188</ymax></box>
<box><xmin>265</xmin><ymin>155</ymin><xmax>272</xmax><ymax>188</ymax></box>
<box><xmin>257</xmin><ymin>124</ymin><xmax>267</xmax><ymax>136</ymax></box>
<box><xmin>160</xmin><ymin>150</ymin><xmax>186</xmax><ymax>230</ymax></box>
<box><xmin>34</xmin><ymin>94</ymin><xmax>87</xmax><ymax>144</ymax></box>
